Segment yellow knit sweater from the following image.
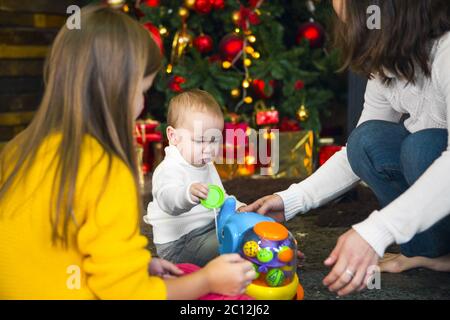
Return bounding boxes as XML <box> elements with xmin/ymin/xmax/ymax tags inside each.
<box><xmin>0</xmin><ymin>133</ymin><xmax>166</xmax><ymax>299</ymax></box>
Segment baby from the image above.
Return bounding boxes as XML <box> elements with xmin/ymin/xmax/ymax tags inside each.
<box><xmin>144</xmin><ymin>89</ymin><xmax>245</xmax><ymax>267</ymax></box>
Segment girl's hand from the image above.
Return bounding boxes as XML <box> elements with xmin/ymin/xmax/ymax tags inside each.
<box><xmin>190</xmin><ymin>183</ymin><xmax>209</xmax><ymax>203</ymax></box>
<box><xmin>149</xmin><ymin>258</ymin><xmax>184</xmax><ymax>279</ymax></box>
<box><xmin>202</xmin><ymin>254</ymin><xmax>256</xmax><ymax>296</ymax></box>
<box><xmin>323</xmin><ymin>229</ymin><xmax>380</xmax><ymax>296</ymax></box>
<box><xmin>238</xmin><ymin>195</ymin><xmax>285</xmax><ymax>222</ymax></box>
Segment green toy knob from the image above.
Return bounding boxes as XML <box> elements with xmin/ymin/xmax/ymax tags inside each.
<box><xmin>200</xmin><ymin>184</ymin><xmax>225</xmax><ymax>209</ymax></box>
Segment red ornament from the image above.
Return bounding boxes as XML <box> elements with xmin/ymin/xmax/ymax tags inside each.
<box><xmin>194</xmin><ymin>0</ymin><xmax>213</xmax><ymax>14</ymax></box>
<box><xmin>256</xmin><ymin>110</ymin><xmax>279</xmax><ymax>126</ymax></box>
<box><xmin>145</xmin><ymin>0</ymin><xmax>160</xmax><ymax>7</ymax></box>
<box><xmin>248</xmin><ymin>11</ymin><xmax>260</xmax><ymax>25</ymax></box>
<box><xmin>294</xmin><ymin>80</ymin><xmax>305</xmax><ymax>90</ymax></box>
<box><xmin>252</xmin><ymin>79</ymin><xmax>275</xmax><ymax>99</ymax></box>
<box><xmin>236</xmin><ymin>5</ymin><xmax>261</xmax><ymax>30</ymax></box>
<box><xmin>169</xmin><ymin>76</ymin><xmax>186</xmax><ymax>92</ymax></box>
<box><xmin>143</xmin><ymin>22</ymin><xmax>164</xmax><ymax>54</ymax></box>
<box><xmin>219</xmin><ymin>34</ymin><xmax>244</xmax><ymax>61</ymax></box>
<box><xmin>194</xmin><ymin>34</ymin><xmax>214</xmax><ymax>54</ymax></box>
<box><xmin>211</xmin><ymin>0</ymin><xmax>225</xmax><ymax>10</ymax></box>
<box><xmin>296</xmin><ymin>21</ymin><xmax>325</xmax><ymax>48</ymax></box>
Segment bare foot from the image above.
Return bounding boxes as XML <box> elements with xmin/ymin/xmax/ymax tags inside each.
<box><xmin>379</xmin><ymin>253</ymin><xmax>450</xmax><ymax>273</ymax></box>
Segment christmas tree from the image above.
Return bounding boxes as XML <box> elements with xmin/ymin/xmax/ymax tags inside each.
<box><xmin>99</xmin><ymin>0</ymin><xmax>341</xmax><ymax>133</ymax></box>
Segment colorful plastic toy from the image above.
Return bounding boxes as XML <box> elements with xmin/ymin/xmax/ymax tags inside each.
<box><xmin>217</xmin><ymin>197</ymin><xmax>304</xmax><ymax>300</ymax></box>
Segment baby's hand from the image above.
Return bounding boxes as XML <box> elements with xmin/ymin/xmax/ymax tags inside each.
<box><xmin>190</xmin><ymin>183</ymin><xmax>209</xmax><ymax>203</ymax></box>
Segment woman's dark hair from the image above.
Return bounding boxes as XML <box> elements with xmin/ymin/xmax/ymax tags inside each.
<box><xmin>334</xmin><ymin>0</ymin><xmax>450</xmax><ymax>85</ymax></box>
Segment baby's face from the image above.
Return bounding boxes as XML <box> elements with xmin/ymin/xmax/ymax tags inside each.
<box><xmin>174</xmin><ymin>111</ymin><xmax>224</xmax><ymax>167</ymax></box>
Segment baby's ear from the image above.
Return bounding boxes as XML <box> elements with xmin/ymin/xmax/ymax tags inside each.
<box><xmin>166</xmin><ymin>126</ymin><xmax>178</xmax><ymax>144</ymax></box>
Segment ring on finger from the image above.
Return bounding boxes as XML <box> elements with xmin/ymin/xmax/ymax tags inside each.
<box><xmin>345</xmin><ymin>269</ymin><xmax>355</xmax><ymax>279</ymax></box>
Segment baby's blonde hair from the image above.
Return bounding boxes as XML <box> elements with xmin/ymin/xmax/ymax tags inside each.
<box><xmin>167</xmin><ymin>89</ymin><xmax>224</xmax><ymax>128</ymax></box>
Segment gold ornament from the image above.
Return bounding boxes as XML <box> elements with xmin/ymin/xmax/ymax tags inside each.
<box><xmin>178</xmin><ymin>7</ymin><xmax>190</xmax><ymax>19</ymax></box>
<box><xmin>184</xmin><ymin>0</ymin><xmax>196</xmax><ymax>9</ymax></box>
<box><xmin>242</xmin><ymin>79</ymin><xmax>251</xmax><ymax>89</ymax></box>
<box><xmin>296</xmin><ymin>105</ymin><xmax>309</xmax><ymax>122</ymax></box>
<box><xmin>231</xmin><ymin>88</ymin><xmax>241</xmax><ymax>98</ymax></box>
<box><xmin>171</xmin><ymin>28</ymin><xmax>193</xmax><ymax>64</ymax></box>
<box><xmin>244</xmin><ymin>58</ymin><xmax>252</xmax><ymax>67</ymax></box>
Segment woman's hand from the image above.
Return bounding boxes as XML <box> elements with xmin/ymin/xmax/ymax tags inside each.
<box><xmin>202</xmin><ymin>254</ymin><xmax>256</xmax><ymax>296</ymax></box>
<box><xmin>323</xmin><ymin>229</ymin><xmax>380</xmax><ymax>296</ymax></box>
<box><xmin>238</xmin><ymin>195</ymin><xmax>285</xmax><ymax>222</ymax></box>
<box><xmin>149</xmin><ymin>258</ymin><xmax>184</xmax><ymax>279</ymax></box>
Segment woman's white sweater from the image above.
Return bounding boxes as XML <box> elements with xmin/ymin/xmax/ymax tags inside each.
<box><xmin>276</xmin><ymin>32</ymin><xmax>450</xmax><ymax>257</ymax></box>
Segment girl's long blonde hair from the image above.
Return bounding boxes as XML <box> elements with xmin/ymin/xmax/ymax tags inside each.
<box><xmin>0</xmin><ymin>4</ymin><xmax>162</xmax><ymax>246</ymax></box>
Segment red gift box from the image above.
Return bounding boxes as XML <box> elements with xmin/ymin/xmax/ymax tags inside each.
<box><xmin>135</xmin><ymin>120</ymin><xmax>163</xmax><ymax>174</ymax></box>
<box><xmin>319</xmin><ymin>145</ymin><xmax>343</xmax><ymax>166</ymax></box>
<box><xmin>279</xmin><ymin>117</ymin><xmax>301</xmax><ymax>132</ymax></box>
<box><xmin>223</xmin><ymin>122</ymin><xmax>250</xmax><ymax>160</ymax></box>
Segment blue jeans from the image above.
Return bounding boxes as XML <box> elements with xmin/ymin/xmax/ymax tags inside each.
<box><xmin>347</xmin><ymin>120</ymin><xmax>450</xmax><ymax>258</ymax></box>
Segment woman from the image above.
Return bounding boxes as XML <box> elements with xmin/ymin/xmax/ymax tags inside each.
<box><xmin>241</xmin><ymin>0</ymin><xmax>450</xmax><ymax>296</ymax></box>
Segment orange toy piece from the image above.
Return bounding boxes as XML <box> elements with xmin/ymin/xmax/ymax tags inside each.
<box><xmin>254</xmin><ymin>221</ymin><xmax>288</xmax><ymax>241</ymax></box>
<box><xmin>278</xmin><ymin>246</ymin><xmax>294</xmax><ymax>263</ymax></box>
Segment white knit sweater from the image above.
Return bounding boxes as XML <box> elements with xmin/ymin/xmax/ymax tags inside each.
<box><xmin>145</xmin><ymin>145</ymin><xmax>245</xmax><ymax>244</ymax></box>
<box><xmin>276</xmin><ymin>32</ymin><xmax>450</xmax><ymax>257</ymax></box>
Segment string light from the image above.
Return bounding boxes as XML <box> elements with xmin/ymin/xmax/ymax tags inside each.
<box><xmin>159</xmin><ymin>26</ymin><xmax>168</xmax><ymax>37</ymax></box>
<box><xmin>231</xmin><ymin>88</ymin><xmax>241</xmax><ymax>98</ymax></box>
<box><xmin>245</xmin><ymin>46</ymin><xmax>255</xmax><ymax>54</ymax></box>
<box><xmin>222</xmin><ymin>61</ymin><xmax>232</xmax><ymax>69</ymax></box>
<box><xmin>166</xmin><ymin>64</ymin><xmax>173</xmax><ymax>74</ymax></box>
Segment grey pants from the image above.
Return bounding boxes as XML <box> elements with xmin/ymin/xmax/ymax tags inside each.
<box><xmin>155</xmin><ymin>222</ymin><xmax>219</xmax><ymax>267</ymax></box>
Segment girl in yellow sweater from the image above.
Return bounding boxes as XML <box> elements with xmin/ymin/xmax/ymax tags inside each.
<box><xmin>0</xmin><ymin>4</ymin><xmax>255</xmax><ymax>300</ymax></box>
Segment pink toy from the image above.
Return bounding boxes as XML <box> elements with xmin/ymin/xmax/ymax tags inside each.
<box><xmin>176</xmin><ymin>263</ymin><xmax>253</xmax><ymax>300</ymax></box>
